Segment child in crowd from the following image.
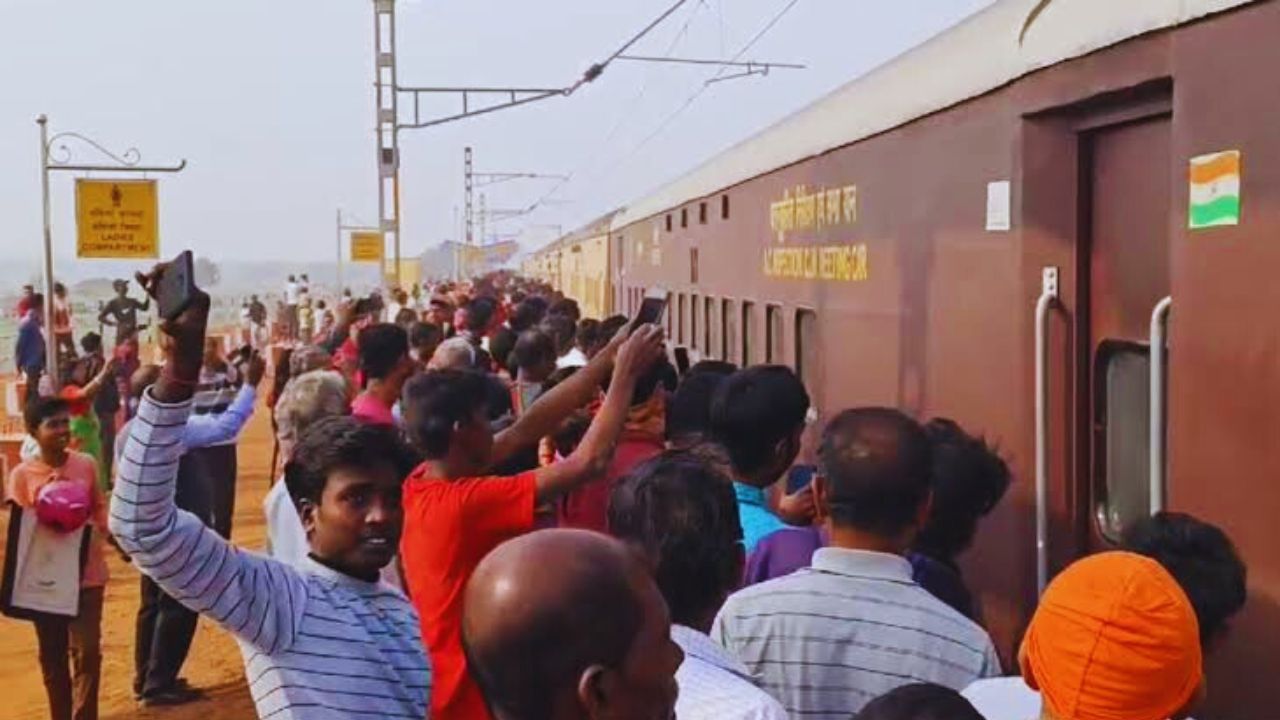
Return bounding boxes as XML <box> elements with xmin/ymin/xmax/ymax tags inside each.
<box><xmin>7</xmin><ymin>397</ymin><xmax>110</xmax><ymax>720</ymax></box>
<box><xmin>58</xmin><ymin>352</ymin><xmax>118</xmax><ymax>490</ymax></box>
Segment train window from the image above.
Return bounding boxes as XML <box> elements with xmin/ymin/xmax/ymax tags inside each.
<box><xmin>665</xmin><ymin>293</ymin><xmax>673</xmax><ymax>338</ymax></box>
<box><xmin>722</xmin><ymin>299</ymin><xmax>736</xmax><ymax>363</ymax></box>
<box><xmin>665</xmin><ymin>214</ymin><xmax>672</xmax><ymax>233</ymax></box>
<box><xmin>741</xmin><ymin>301</ymin><xmax>756</xmax><ymax>365</ymax></box>
<box><xmin>704</xmin><ymin>297</ymin><xmax>714</xmax><ymax>356</ymax></box>
<box><xmin>1095</xmin><ymin>344</ymin><xmax>1153</xmax><ymax>542</ymax></box>
<box><xmin>699</xmin><ymin>202</ymin><xmax>708</xmax><ymax>225</ymax></box>
<box><xmin>677</xmin><ymin>294</ymin><xmax>686</xmax><ymax>344</ymax></box>
<box><xmin>690</xmin><ymin>247</ymin><xmax>699</xmax><ymax>284</ymax></box>
<box><xmin>721</xmin><ymin>194</ymin><xmax>730</xmax><ymax>220</ymax></box>
<box><xmin>690</xmin><ymin>294</ymin><xmax>699</xmax><ymax>351</ymax></box>
<box><xmin>681</xmin><ymin>208</ymin><xmax>688</xmax><ymax>229</ymax></box>
<box><xmin>766</xmin><ymin>305</ymin><xmax>784</xmax><ymax>364</ymax></box>
<box><xmin>795</xmin><ymin>309</ymin><xmax>819</xmax><ymax>389</ymax></box>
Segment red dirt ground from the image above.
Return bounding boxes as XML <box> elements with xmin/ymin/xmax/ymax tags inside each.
<box><xmin>0</xmin><ymin>398</ymin><xmax>275</xmax><ymax>720</ymax></box>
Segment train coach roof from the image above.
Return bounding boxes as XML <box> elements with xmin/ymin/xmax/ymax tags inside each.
<box><xmin>609</xmin><ymin>0</ymin><xmax>1256</xmax><ymax>230</ymax></box>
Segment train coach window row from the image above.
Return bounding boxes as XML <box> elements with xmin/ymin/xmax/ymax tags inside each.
<box><xmin>661</xmin><ymin>194</ymin><xmax>731</xmax><ymax>235</ymax></box>
<box><xmin>620</xmin><ymin>288</ymin><xmax>819</xmax><ymax>396</ymax></box>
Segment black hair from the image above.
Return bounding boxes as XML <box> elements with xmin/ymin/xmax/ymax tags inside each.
<box><xmin>509</xmin><ymin>330</ymin><xmax>557</xmax><ymax>374</ymax></box>
<box><xmin>466</xmin><ymin>296</ymin><xmax>498</xmax><ymax>332</ymax></box>
<box><xmin>80</xmin><ymin>332</ymin><xmax>103</xmax><ymax>354</ymax></box>
<box><xmin>1121</xmin><ymin>511</ymin><xmax>1247</xmax><ymax>644</ymax></box>
<box><xmin>688</xmin><ymin>359</ymin><xmax>737</xmax><ymax>375</ymax></box>
<box><xmin>599</xmin><ymin>314</ymin><xmax>628</xmax><ymax>342</ymax></box>
<box><xmin>912</xmin><ymin>418</ymin><xmax>1011</xmax><ymax>563</ymax></box>
<box><xmin>819</xmin><ymin>408</ymin><xmax>933</xmax><ymax>536</ymax></box>
<box><xmin>630</xmin><ymin>356</ymin><xmax>678</xmax><ymax>407</ymax></box>
<box><xmin>409</xmin><ymin>322</ymin><xmax>444</xmax><ymax>352</ymax></box>
<box><xmin>575</xmin><ymin>318</ymin><xmax>601</xmax><ymax>353</ymax></box>
<box><xmin>540</xmin><ymin>314</ymin><xmax>576</xmax><ymax>356</ymax></box>
<box><xmin>463</xmin><ymin>538</ymin><xmax>643</xmax><ymax>720</ymax></box>
<box><xmin>608</xmin><ymin>451</ymin><xmax>742</xmax><ymax>626</ymax></box>
<box><xmin>283</xmin><ymin>416</ymin><xmax>419</xmax><ymax>509</ymax></box>
<box><xmin>548</xmin><ymin>298</ymin><xmax>581</xmax><ymax>323</ymax></box>
<box><xmin>53</xmin><ymin>281</ymin><xmax>66</xmax><ymax>295</ymax></box>
<box><xmin>401</xmin><ymin>370</ymin><xmax>492</xmax><ymax>458</ymax></box>
<box><xmin>30</xmin><ymin>293</ymin><xmax>44</xmax><ymax>310</ymax></box>
<box><xmin>394</xmin><ymin>308</ymin><xmax>419</xmax><ymax>327</ymax></box>
<box><xmin>24</xmin><ymin>396</ymin><xmax>69</xmax><ymax>435</ymax></box>
<box><xmin>665</xmin><ymin>367</ymin><xmax>733</xmax><ymax>446</ymax></box>
<box><xmin>488</xmin><ymin>326</ymin><xmax>518</xmax><ymax>372</ymax></box>
<box><xmin>542</xmin><ymin>365</ymin><xmax>579</xmax><ymax>393</ymax></box>
<box><xmin>357</xmin><ymin>323</ymin><xmax>409</xmax><ymax>381</ymax></box>
<box><xmin>510</xmin><ymin>297</ymin><xmax>548</xmax><ymax>332</ymax></box>
<box><xmin>853</xmin><ymin>683</ymin><xmax>983</xmax><ymax>720</ymax></box>
<box><xmin>709</xmin><ymin>365</ymin><xmax>810</xmax><ymax>477</ymax></box>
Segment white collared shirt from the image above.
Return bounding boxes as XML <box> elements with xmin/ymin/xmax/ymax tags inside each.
<box><xmin>672</xmin><ymin>624</ymin><xmax>788</xmax><ymax>720</ymax></box>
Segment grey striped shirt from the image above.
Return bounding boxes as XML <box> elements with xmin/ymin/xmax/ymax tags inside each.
<box><xmin>712</xmin><ymin>548</ymin><xmax>1000</xmax><ymax>718</ymax></box>
<box><xmin>110</xmin><ymin>391</ymin><xmax>431</xmax><ymax>719</ymax></box>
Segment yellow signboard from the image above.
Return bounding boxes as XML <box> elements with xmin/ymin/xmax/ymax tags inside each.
<box><xmin>350</xmin><ymin>231</ymin><xmax>385</xmax><ymax>262</ymax></box>
<box><xmin>75</xmin><ymin>179</ymin><xmax>159</xmax><ymax>259</ymax></box>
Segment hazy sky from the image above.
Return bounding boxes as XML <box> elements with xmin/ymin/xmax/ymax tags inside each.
<box><xmin>1</xmin><ymin>0</ymin><xmax>994</xmax><ymax>266</ymax></box>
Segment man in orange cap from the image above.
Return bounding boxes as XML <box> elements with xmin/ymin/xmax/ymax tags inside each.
<box><xmin>966</xmin><ymin>551</ymin><xmax>1204</xmax><ymax>720</ymax></box>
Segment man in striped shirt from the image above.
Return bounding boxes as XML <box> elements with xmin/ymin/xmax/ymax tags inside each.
<box><xmin>712</xmin><ymin>408</ymin><xmax>1000</xmax><ymax>719</ymax></box>
<box><xmin>110</xmin><ymin>267</ymin><xmax>430</xmax><ymax>719</ymax></box>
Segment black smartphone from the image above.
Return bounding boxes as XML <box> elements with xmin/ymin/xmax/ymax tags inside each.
<box><xmin>786</xmin><ymin>464</ymin><xmax>818</xmax><ymax>494</ymax></box>
<box><xmin>632</xmin><ymin>288</ymin><xmax>668</xmax><ymax>333</ymax></box>
<box><xmin>673</xmin><ymin>346</ymin><xmax>691</xmax><ymax>376</ymax></box>
<box><xmin>156</xmin><ymin>250</ymin><xmax>198</xmax><ymax>321</ymax></box>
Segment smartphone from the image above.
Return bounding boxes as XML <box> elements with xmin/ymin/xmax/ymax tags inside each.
<box><xmin>632</xmin><ymin>288</ymin><xmax>668</xmax><ymax>333</ymax></box>
<box><xmin>673</xmin><ymin>346</ymin><xmax>691</xmax><ymax>376</ymax></box>
<box><xmin>786</xmin><ymin>464</ymin><xmax>818</xmax><ymax>494</ymax></box>
<box><xmin>156</xmin><ymin>250</ymin><xmax>198</xmax><ymax>321</ymax></box>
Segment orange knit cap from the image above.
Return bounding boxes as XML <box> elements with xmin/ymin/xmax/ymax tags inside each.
<box><xmin>1020</xmin><ymin>551</ymin><xmax>1202</xmax><ymax>720</ymax></box>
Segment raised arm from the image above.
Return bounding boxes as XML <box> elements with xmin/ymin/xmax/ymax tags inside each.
<box><xmin>109</xmin><ymin>265</ymin><xmax>306</xmax><ymax>656</ymax></box>
<box><xmin>76</xmin><ymin>357</ymin><xmax>118</xmax><ymax>401</ymax></box>
<box><xmin>181</xmin><ymin>357</ymin><xmax>262</xmax><ymax>449</ymax></box>
<box><xmin>530</xmin><ymin>325</ymin><xmax>664</xmax><ymax>504</ymax></box>
<box><xmin>489</xmin><ymin>327</ymin><xmax>628</xmax><ymax>467</ymax></box>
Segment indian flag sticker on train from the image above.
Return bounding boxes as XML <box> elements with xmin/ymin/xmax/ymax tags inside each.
<box><xmin>1189</xmin><ymin>150</ymin><xmax>1241</xmax><ymax>229</ymax></box>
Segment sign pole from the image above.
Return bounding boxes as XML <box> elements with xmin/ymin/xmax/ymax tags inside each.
<box><xmin>35</xmin><ymin>115</ymin><xmax>186</xmax><ymax>390</ymax></box>
<box><xmin>336</xmin><ymin>208</ymin><xmax>345</xmax><ymax>292</ymax></box>
<box><xmin>37</xmin><ymin>115</ymin><xmax>58</xmax><ymax>389</ymax></box>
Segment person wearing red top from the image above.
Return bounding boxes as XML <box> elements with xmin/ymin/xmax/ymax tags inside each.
<box><xmin>400</xmin><ymin>323</ymin><xmax>665</xmax><ymax>720</ymax></box>
<box><xmin>557</xmin><ymin>356</ymin><xmax>675</xmax><ymax>533</ymax></box>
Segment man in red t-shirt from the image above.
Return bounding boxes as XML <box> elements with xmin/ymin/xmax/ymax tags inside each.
<box><xmin>400</xmin><ymin>324</ymin><xmax>665</xmax><ymax>720</ymax></box>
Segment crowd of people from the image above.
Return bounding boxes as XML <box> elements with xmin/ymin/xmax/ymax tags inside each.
<box><xmin>5</xmin><ymin>266</ymin><xmax>1250</xmax><ymax>720</ymax></box>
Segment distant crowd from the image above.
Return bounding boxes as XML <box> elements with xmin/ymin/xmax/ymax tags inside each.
<box><xmin>6</xmin><ymin>266</ymin><xmax>1247</xmax><ymax>720</ymax></box>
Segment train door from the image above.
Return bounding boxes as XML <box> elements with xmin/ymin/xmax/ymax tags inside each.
<box><xmin>1080</xmin><ymin>116</ymin><xmax>1172</xmax><ymax>552</ymax></box>
<box><xmin>1035</xmin><ymin>109</ymin><xmax>1173</xmax><ymax>593</ymax></box>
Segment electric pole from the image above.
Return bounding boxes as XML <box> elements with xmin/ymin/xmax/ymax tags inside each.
<box><xmin>373</xmin><ymin>0</ymin><xmax>401</xmax><ymax>285</ymax></box>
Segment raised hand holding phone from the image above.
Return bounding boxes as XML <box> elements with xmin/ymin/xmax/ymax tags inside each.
<box><xmin>135</xmin><ymin>251</ymin><xmax>210</xmax><ymax>404</ymax></box>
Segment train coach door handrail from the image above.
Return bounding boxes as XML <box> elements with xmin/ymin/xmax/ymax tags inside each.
<box><xmin>1149</xmin><ymin>296</ymin><xmax>1172</xmax><ymax>515</ymax></box>
<box><xmin>1035</xmin><ymin>267</ymin><xmax>1060</xmax><ymax>596</ymax></box>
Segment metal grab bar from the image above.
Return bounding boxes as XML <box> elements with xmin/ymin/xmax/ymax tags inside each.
<box><xmin>1149</xmin><ymin>296</ymin><xmax>1173</xmax><ymax>515</ymax></box>
<box><xmin>1035</xmin><ymin>268</ymin><xmax>1059</xmax><ymax>596</ymax></box>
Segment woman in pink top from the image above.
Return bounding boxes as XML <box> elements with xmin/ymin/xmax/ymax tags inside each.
<box><xmin>6</xmin><ymin>395</ymin><xmax>110</xmax><ymax>720</ymax></box>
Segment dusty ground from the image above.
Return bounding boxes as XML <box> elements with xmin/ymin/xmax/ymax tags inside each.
<box><xmin>0</xmin><ymin>397</ymin><xmax>274</xmax><ymax>720</ymax></box>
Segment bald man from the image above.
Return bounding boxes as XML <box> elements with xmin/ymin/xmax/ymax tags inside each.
<box><xmin>463</xmin><ymin>529</ymin><xmax>683</xmax><ymax>720</ymax></box>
